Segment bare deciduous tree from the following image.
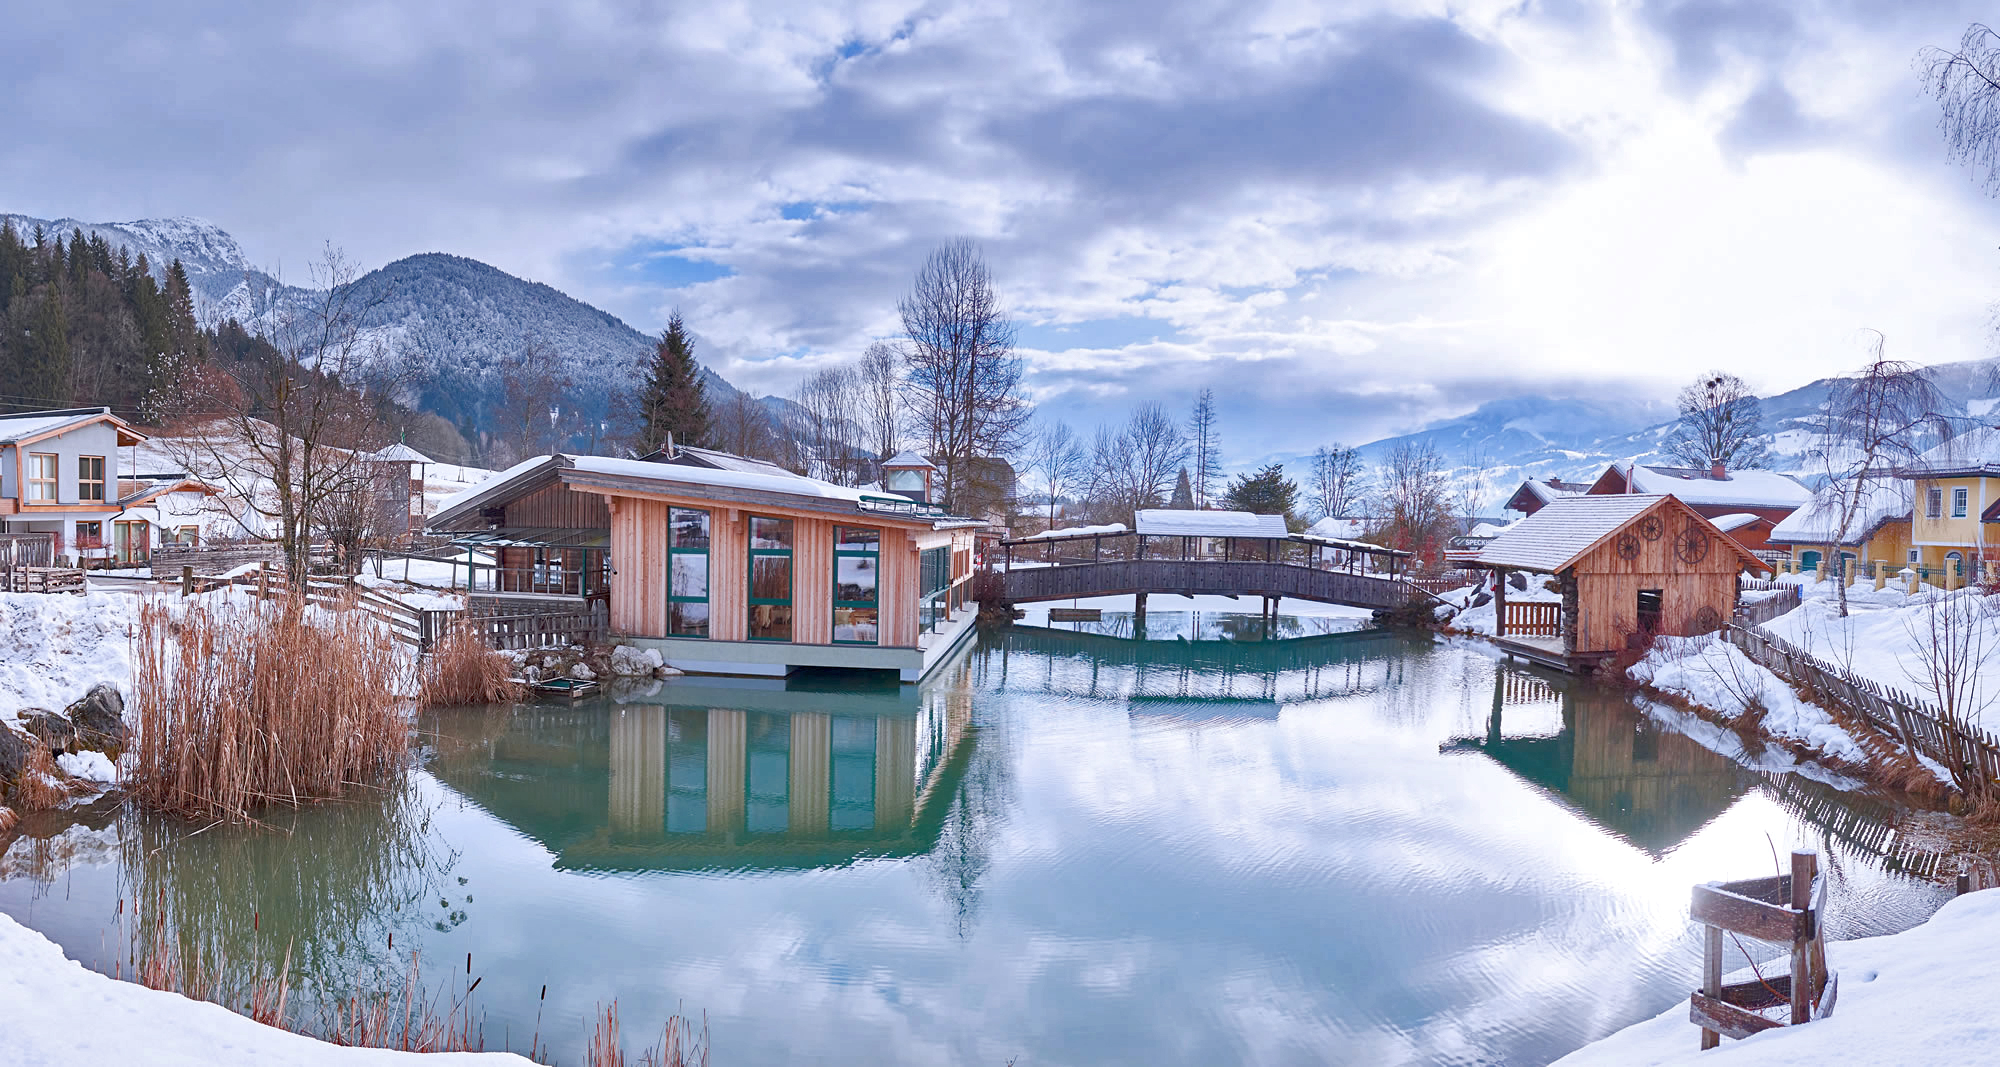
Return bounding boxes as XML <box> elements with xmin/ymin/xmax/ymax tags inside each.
<box><xmin>859</xmin><ymin>340</ymin><xmax>902</xmax><ymax>475</ymax></box>
<box><xmin>1189</xmin><ymin>388</ymin><xmax>1222</xmax><ymax>509</ymax></box>
<box><xmin>1374</xmin><ymin>441</ymin><xmax>1454</xmax><ymax>565</ymax></box>
<box><xmin>1025</xmin><ymin>419</ymin><xmax>1087</xmax><ymax>530</ymax></box>
<box><xmin>1664</xmin><ymin>370</ymin><xmax>1767</xmax><ymax>470</ymax></box>
<box><xmin>900</xmin><ymin>238</ymin><xmax>1031</xmax><ymax>514</ymax></box>
<box><xmin>713</xmin><ymin>391</ymin><xmax>777</xmax><ymax>461</ymax></box>
<box><xmin>1904</xmin><ymin>590</ymin><xmax>1998</xmax><ymax>728</ymax></box>
<box><xmin>1810</xmin><ymin>333</ymin><xmax>1957</xmax><ymax>617</ymax></box>
<box><xmin>490</xmin><ymin>336</ymin><xmax>577</xmax><ymax>466</ymax></box>
<box><xmin>790</xmin><ymin>364</ymin><xmax>867</xmax><ymax>485</ymax></box>
<box><xmin>1308</xmin><ymin>443</ymin><xmax>1364</xmax><ymax>521</ymax></box>
<box><xmin>158</xmin><ymin>247</ymin><xmax>393</xmax><ymax>584</ymax></box>
<box><xmin>1921</xmin><ymin>24</ymin><xmax>2000</xmax><ymax>194</ymax></box>
<box><xmin>1083</xmin><ymin>403</ymin><xmax>1190</xmax><ymax>525</ymax></box>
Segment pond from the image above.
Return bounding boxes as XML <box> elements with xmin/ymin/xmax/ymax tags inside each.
<box><xmin>0</xmin><ymin>613</ymin><xmax>1959</xmax><ymax>1065</ymax></box>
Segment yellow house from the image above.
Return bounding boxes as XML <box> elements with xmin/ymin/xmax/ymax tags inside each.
<box><xmin>1902</xmin><ymin>428</ymin><xmax>2000</xmax><ymax>583</ymax></box>
<box><xmin>1766</xmin><ymin>478</ymin><xmax>1912</xmax><ymax>578</ymax></box>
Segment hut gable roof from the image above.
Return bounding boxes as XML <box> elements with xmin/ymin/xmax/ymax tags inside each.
<box><xmin>1475</xmin><ymin>494</ymin><xmax>1769</xmax><ymax>574</ymax></box>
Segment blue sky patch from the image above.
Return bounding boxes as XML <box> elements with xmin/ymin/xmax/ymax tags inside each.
<box><xmin>1018</xmin><ymin>317</ymin><xmax>1182</xmax><ymax>351</ymax></box>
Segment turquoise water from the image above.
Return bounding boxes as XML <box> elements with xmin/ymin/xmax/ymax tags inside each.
<box><xmin>0</xmin><ymin>617</ymin><xmax>1956</xmax><ymax>1065</ymax></box>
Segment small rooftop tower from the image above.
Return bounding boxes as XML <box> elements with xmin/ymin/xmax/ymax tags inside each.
<box><xmin>881</xmin><ymin>451</ymin><xmax>939</xmax><ymax>504</ymax></box>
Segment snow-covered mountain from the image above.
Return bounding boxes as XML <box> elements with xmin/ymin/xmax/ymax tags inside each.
<box><xmin>2</xmin><ymin>214</ymin><xmax>760</xmax><ymax>439</ymax></box>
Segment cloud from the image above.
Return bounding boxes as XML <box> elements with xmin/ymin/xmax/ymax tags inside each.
<box><xmin>2</xmin><ymin>0</ymin><xmax>1999</xmax><ymax>466</ymax></box>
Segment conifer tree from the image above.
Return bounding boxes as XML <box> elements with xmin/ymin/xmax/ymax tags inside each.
<box><xmin>1169</xmin><ymin>467</ymin><xmax>1194</xmax><ymax>509</ymax></box>
<box><xmin>638</xmin><ymin>310</ymin><xmax>711</xmax><ymax>454</ymax></box>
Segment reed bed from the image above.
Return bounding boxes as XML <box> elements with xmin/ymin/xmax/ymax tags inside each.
<box><xmin>589</xmin><ymin>999</ymin><xmax>710</xmax><ymax>1067</ymax></box>
<box><xmin>418</xmin><ymin>622</ymin><xmax>524</xmax><ymax>707</ymax></box>
<box><xmin>10</xmin><ymin>746</ymin><xmax>69</xmax><ymax>812</ymax></box>
<box><xmin>130</xmin><ymin>594</ymin><xmax>411</xmax><ymax>821</ymax></box>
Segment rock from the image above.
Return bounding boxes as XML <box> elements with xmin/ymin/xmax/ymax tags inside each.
<box><xmin>18</xmin><ymin>710</ymin><xmax>75</xmax><ymax>754</ymax></box>
<box><xmin>63</xmin><ymin>684</ymin><xmax>127</xmax><ymax>751</ymax></box>
<box><xmin>523</xmin><ymin>665</ymin><xmax>542</xmax><ymax>682</ymax></box>
<box><xmin>569</xmin><ymin>662</ymin><xmax>596</xmax><ymax>681</ymax></box>
<box><xmin>1470</xmin><ymin>591</ymin><xmax>1492</xmax><ymax>609</ymax></box>
<box><xmin>0</xmin><ymin>725</ymin><xmax>30</xmax><ymax>788</ymax></box>
<box><xmin>1507</xmin><ymin>572</ymin><xmax>1528</xmax><ymax>592</ymax></box>
<box><xmin>655</xmin><ymin>665</ymin><xmax>684</xmax><ymax>678</ymax></box>
<box><xmin>608</xmin><ymin>645</ymin><xmax>664</xmax><ymax>677</ymax></box>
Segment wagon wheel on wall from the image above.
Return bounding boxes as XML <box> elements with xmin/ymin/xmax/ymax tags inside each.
<box><xmin>1674</xmin><ymin>524</ymin><xmax>1711</xmax><ymax>565</ymax></box>
<box><xmin>1616</xmin><ymin>533</ymin><xmax>1641</xmax><ymax>561</ymax></box>
<box><xmin>1637</xmin><ymin>515</ymin><xmax>1665</xmax><ymax>541</ymax></box>
<box><xmin>1691</xmin><ymin>605</ymin><xmax>1722</xmax><ymax>634</ymax></box>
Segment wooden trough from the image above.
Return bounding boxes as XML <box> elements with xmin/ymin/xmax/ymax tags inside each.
<box><xmin>1691</xmin><ymin>849</ymin><xmax>1836</xmax><ymax>1049</ymax></box>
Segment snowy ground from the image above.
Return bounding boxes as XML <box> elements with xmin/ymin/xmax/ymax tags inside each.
<box><xmin>1761</xmin><ymin>578</ymin><xmax>2000</xmax><ymax>725</ymax></box>
<box><xmin>1555</xmin><ymin>888</ymin><xmax>2000</xmax><ymax>1065</ymax></box>
<box><xmin>0</xmin><ymin>592</ymin><xmax>144</xmax><ymax>719</ymax></box>
<box><xmin>1436</xmin><ymin>574</ymin><xmax>1560</xmax><ymax>637</ymax></box>
<box><xmin>1630</xmin><ymin>635</ymin><xmax>1870</xmax><ymax>766</ymax></box>
<box><xmin>0</xmin><ymin>912</ymin><xmax>528</xmax><ymax>1066</ymax></box>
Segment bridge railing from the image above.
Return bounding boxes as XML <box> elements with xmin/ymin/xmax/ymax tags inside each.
<box><xmin>1001</xmin><ymin>558</ymin><xmax>1421</xmax><ymax>610</ymax></box>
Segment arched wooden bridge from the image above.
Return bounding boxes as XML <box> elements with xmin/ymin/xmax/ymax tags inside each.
<box><xmin>1001</xmin><ymin>560</ymin><xmax>1428</xmax><ymax>611</ymax></box>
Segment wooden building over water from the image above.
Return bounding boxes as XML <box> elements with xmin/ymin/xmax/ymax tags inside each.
<box><xmin>431</xmin><ymin>453</ymin><xmax>984</xmax><ymax>681</ymax></box>
<box><xmin>1472</xmin><ymin>494</ymin><xmax>1769</xmax><ymax>672</ymax></box>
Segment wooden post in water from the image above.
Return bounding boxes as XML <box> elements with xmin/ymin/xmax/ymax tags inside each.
<box><xmin>180</xmin><ymin>564</ymin><xmax>193</xmax><ymax>598</ymax></box>
<box><xmin>1493</xmin><ymin>568</ymin><xmax>1508</xmax><ymax>638</ymax></box>
<box><xmin>1790</xmin><ymin>850</ymin><xmax>1816</xmax><ymax>1025</ymax></box>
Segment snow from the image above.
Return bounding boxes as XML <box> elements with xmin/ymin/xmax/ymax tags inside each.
<box><xmin>1768</xmin><ymin>480</ymin><xmax>1911</xmax><ymax>547</ymax></box>
<box><xmin>1133</xmin><ymin>508</ymin><xmax>1289</xmax><ymax>539</ymax></box>
<box><xmin>1759</xmin><ymin>582</ymin><xmax>2000</xmax><ymax>721</ymax></box>
<box><xmin>608</xmin><ymin>645</ymin><xmax>664</xmax><ymax>676</ymax></box>
<box><xmin>55</xmin><ymin>750</ymin><xmax>118</xmax><ymax>783</ymax></box>
<box><xmin>0</xmin><ymin>592</ymin><xmax>143</xmax><ymax>718</ymax></box>
<box><xmin>1628</xmin><ymin>635</ymin><xmax>1868</xmax><ymax>765</ymax></box>
<box><xmin>568</xmin><ymin>454</ymin><xmax>875</xmax><ymax>503</ymax></box>
<box><xmin>1306</xmin><ymin>516</ymin><xmax>1371</xmax><ymax>540</ymax></box>
<box><xmin>1628</xmin><ymin>465</ymin><xmax>1812</xmax><ymax>508</ymax></box>
<box><xmin>1555</xmin><ymin>889</ymin><xmax>2000</xmax><ymax>1066</ymax></box>
<box><xmin>1018</xmin><ymin>522</ymin><xmax>1127</xmax><ymax>540</ymax></box>
<box><xmin>0</xmin><ymin>912</ymin><xmax>529</xmax><ymax>1066</ymax></box>
<box><xmin>1439</xmin><ymin>575</ymin><xmax>1563</xmax><ymax>637</ymax></box>
<box><xmin>1476</xmin><ymin>494</ymin><xmax>1665</xmax><ymax>572</ymax></box>
<box><xmin>0</xmin><ymin>409</ymin><xmax>104</xmax><ymax>444</ymax></box>
<box><xmin>1906</xmin><ymin>424</ymin><xmax>2000</xmax><ymax>475</ymax></box>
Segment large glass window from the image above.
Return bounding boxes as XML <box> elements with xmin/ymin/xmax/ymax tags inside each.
<box><xmin>665</xmin><ymin>708</ymin><xmax>708</xmax><ymax>834</ymax></box>
<box><xmin>748</xmin><ymin>516</ymin><xmax>793</xmax><ymax>641</ymax></box>
<box><xmin>919</xmin><ymin>545</ymin><xmax>950</xmax><ymax>632</ymax></box>
<box><xmin>886</xmin><ymin>469</ymin><xmax>925</xmax><ymax>492</ymax></box>
<box><xmin>27</xmin><ymin>453</ymin><xmax>56</xmax><ymax>501</ymax></box>
<box><xmin>834</xmin><ymin>526</ymin><xmax>880</xmax><ymax>644</ymax></box>
<box><xmin>745</xmin><ymin>712</ymin><xmax>790</xmax><ymax>833</ymax></box>
<box><xmin>1928</xmin><ymin>487</ymin><xmax>1944</xmax><ymax>519</ymax></box>
<box><xmin>77</xmin><ymin>456</ymin><xmax>105</xmax><ymax>502</ymax></box>
<box><xmin>668</xmin><ymin>508</ymin><xmax>710</xmax><ymax>637</ymax></box>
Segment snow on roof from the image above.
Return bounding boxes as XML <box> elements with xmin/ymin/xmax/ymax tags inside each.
<box><xmin>1907</xmin><ymin>426</ymin><xmax>2000</xmax><ymax>475</ymax></box>
<box><xmin>1708</xmin><ymin>513</ymin><xmax>1762</xmax><ymax>533</ymax></box>
<box><xmin>882</xmin><ymin>450</ymin><xmax>937</xmax><ymax>470</ymax></box>
<box><xmin>671</xmin><ymin>445</ymin><xmax>797</xmax><ymax>478</ymax></box>
<box><xmin>431</xmin><ymin>454</ymin><xmax>556</xmax><ymax>519</ymax></box>
<box><xmin>1625</xmin><ymin>465</ymin><xmax>1811</xmax><ymax>508</ymax></box>
<box><xmin>1307</xmin><ymin>516</ymin><xmax>1369</xmax><ymax>539</ymax></box>
<box><xmin>566</xmin><ymin>454</ymin><xmax>876</xmax><ymax>503</ymax></box>
<box><xmin>1517</xmin><ymin>478</ymin><xmax>1587</xmax><ymax>505</ymax></box>
<box><xmin>0</xmin><ymin>408</ymin><xmax>125</xmax><ymax>445</ymax></box>
<box><xmin>1135</xmin><ymin>509</ymin><xmax>1289</xmax><ymax>539</ymax></box>
<box><xmin>1019</xmin><ymin>522</ymin><xmax>1127</xmax><ymax>541</ymax></box>
<box><xmin>1475</xmin><ymin>494</ymin><xmax>1666</xmax><ymax>572</ymax></box>
<box><xmin>1467</xmin><ymin>520</ymin><xmax>1512</xmax><ymax>538</ymax></box>
<box><xmin>1768</xmin><ymin>479</ymin><xmax>1913</xmax><ymax>546</ymax></box>
<box><xmin>371</xmin><ymin>442</ymin><xmax>433</xmax><ymax>464</ymax></box>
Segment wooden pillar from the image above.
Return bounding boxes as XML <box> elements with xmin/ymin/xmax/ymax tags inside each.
<box><xmin>1493</xmin><ymin>568</ymin><xmax>1508</xmax><ymax>638</ymax></box>
<box><xmin>180</xmin><ymin>564</ymin><xmax>193</xmax><ymax>597</ymax></box>
<box><xmin>1790</xmin><ymin>850</ymin><xmax>1817</xmax><ymax>1025</ymax></box>
<box><xmin>1700</xmin><ymin>921</ymin><xmax>1723</xmax><ymax>1050</ymax></box>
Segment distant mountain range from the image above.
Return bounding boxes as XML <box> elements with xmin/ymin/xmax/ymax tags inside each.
<box><xmin>1261</xmin><ymin>357</ymin><xmax>2000</xmax><ymax>513</ymax></box>
<box><xmin>0</xmin><ymin>214</ymin><xmax>762</xmax><ymax>440</ymax></box>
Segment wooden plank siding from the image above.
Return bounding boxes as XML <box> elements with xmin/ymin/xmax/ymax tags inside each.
<box><xmin>1570</xmin><ymin>499</ymin><xmax>1746</xmax><ymax>655</ymax></box>
<box><xmin>593</xmin><ymin>485</ymin><xmax>942</xmax><ymax>649</ymax></box>
<box><xmin>505</xmin><ymin>481</ymin><xmax>610</xmax><ymax>527</ymax></box>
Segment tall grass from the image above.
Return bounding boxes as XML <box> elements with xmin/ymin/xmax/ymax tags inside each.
<box><xmin>131</xmin><ymin>594</ymin><xmax>411</xmax><ymax>821</ymax></box>
<box><xmin>589</xmin><ymin>999</ymin><xmax>710</xmax><ymax>1067</ymax></box>
<box><xmin>418</xmin><ymin>623</ymin><xmax>524</xmax><ymax>707</ymax></box>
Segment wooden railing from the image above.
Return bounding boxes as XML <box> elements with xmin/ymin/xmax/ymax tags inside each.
<box><xmin>466</xmin><ymin>608</ymin><xmax>607</xmax><ymax>650</ymax></box>
<box><xmin>1735</xmin><ymin>584</ymin><xmax>1803</xmax><ymax>627</ymax></box>
<box><xmin>1723</xmin><ymin>624</ymin><xmax>2000</xmax><ymax>799</ymax></box>
<box><xmin>1503</xmin><ymin>601</ymin><xmax>1560</xmax><ymax>636</ymax></box>
<box><xmin>1000</xmin><ymin>559</ymin><xmax>1421</xmax><ymax>610</ymax></box>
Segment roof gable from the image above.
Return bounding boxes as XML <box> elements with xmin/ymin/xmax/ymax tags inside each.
<box><xmin>0</xmin><ymin>406</ymin><xmax>146</xmax><ymax>447</ymax></box>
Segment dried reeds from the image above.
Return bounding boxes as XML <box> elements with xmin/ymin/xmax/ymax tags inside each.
<box><xmin>130</xmin><ymin>594</ymin><xmax>411</xmax><ymax>821</ymax></box>
<box><xmin>590</xmin><ymin>999</ymin><xmax>711</xmax><ymax>1067</ymax></box>
<box><xmin>418</xmin><ymin>623</ymin><xmax>524</xmax><ymax>708</ymax></box>
<box><xmin>11</xmin><ymin>746</ymin><xmax>68</xmax><ymax>812</ymax></box>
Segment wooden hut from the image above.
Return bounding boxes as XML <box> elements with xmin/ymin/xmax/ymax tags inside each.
<box><xmin>1472</xmin><ymin>494</ymin><xmax>1770</xmax><ymax>671</ymax></box>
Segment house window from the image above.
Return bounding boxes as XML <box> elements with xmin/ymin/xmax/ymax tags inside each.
<box><xmin>74</xmin><ymin>521</ymin><xmax>103</xmax><ymax>549</ymax></box>
<box><xmin>833</xmin><ymin>526</ymin><xmax>880</xmax><ymax>644</ymax></box>
<box><xmin>747</xmin><ymin>516</ymin><xmax>793</xmax><ymax>641</ymax></box>
<box><xmin>886</xmin><ymin>469</ymin><xmax>925</xmax><ymax>492</ymax></box>
<box><xmin>27</xmin><ymin>453</ymin><xmax>57</xmax><ymax>501</ymax></box>
<box><xmin>77</xmin><ymin>456</ymin><xmax>105</xmax><ymax>502</ymax></box>
<box><xmin>668</xmin><ymin>508</ymin><xmax>710</xmax><ymax>637</ymax></box>
<box><xmin>177</xmin><ymin>526</ymin><xmax>199</xmax><ymax>545</ymax></box>
<box><xmin>1928</xmin><ymin>487</ymin><xmax>1944</xmax><ymax>519</ymax></box>
<box><xmin>919</xmin><ymin>545</ymin><xmax>950</xmax><ymax>632</ymax></box>
<box><xmin>1910</xmin><ymin>549</ymin><xmax>1921</xmax><ymax>566</ymax></box>
<box><xmin>1953</xmin><ymin>487</ymin><xmax>1970</xmax><ymax>518</ymax></box>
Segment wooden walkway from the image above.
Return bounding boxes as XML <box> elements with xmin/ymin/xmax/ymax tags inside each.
<box><xmin>1002</xmin><ymin>560</ymin><xmax>1423</xmax><ymax>610</ymax></box>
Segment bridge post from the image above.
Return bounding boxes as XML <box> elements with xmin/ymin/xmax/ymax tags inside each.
<box><xmin>1493</xmin><ymin>567</ymin><xmax>1507</xmax><ymax>638</ymax></box>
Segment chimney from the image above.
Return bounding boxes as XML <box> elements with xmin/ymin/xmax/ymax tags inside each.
<box><xmin>1711</xmin><ymin>458</ymin><xmax>1726</xmax><ymax>480</ymax></box>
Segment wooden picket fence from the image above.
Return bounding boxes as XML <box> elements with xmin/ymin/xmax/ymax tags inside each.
<box><xmin>1734</xmin><ymin>584</ymin><xmax>1803</xmax><ymax>627</ymax></box>
<box><xmin>1504</xmin><ymin>601</ymin><xmax>1561</xmax><ymax>637</ymax></box>
<box><xmin>1722</xmin><ymin>623</ymin><xmax>2000</xmax><ymax>799</ymax></box>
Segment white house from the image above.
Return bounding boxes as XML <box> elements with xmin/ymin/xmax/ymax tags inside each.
<box><xmin>0</xmin><ymin>407</ymin><xmax>146</xmax><ymax>560</ymax></box>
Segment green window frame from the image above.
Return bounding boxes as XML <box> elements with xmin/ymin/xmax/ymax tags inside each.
<box><xmin>833</xmin><ymin>526</ymin><xmax>880</xmax><ymax>645</ymax></box>
<box><xmin>918</xmin><ymin>545</ymin><xmax>950</xmax><ymax>633</ymax></box>
<box><xmin>668</xmin><ymin>508</ymin><xmax>710</xmax><ymax>637</ymax></box>
<box><xmin>747</xmin><ymin>515</ymin><xmax>794</xmax><ymax>641</ymax></box>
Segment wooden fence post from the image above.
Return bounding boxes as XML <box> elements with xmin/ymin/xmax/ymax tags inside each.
<box><xmin>1790</xmin><ymin>850</ymin><xmax>1816</xmax><ymax>1025</ymax></box>
<box><xmin>180</xmin><ymin>564</ymin><xmax>193</xmax><ymax>598</ymax></box>
<box><xmin>1700</xmin><ymin>920</ymin><xmax>1723</xmax><ymax>1050</ymax></box>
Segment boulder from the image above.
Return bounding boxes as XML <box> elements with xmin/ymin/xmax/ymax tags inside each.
<box><xmin>569</xmin><ymin>662</ymin><xmax>597</xmax><ymax>681</ymax></box>
<box><xmin>0</xmin><ymin>724</ymin><xmax>30</xmax><ymax>788</ymax></box>
<box><xmin>608</xmin><ymin>645</ymin><xmax>664</xmax><ymax>677</ymax></box>
<box><xmin>18</xmin><ymin>710</ymin><xmax>75</xmax><ymax>754</ymax></box>
<box><xmin>1470</xmin><ymin>591</ymin><xmax>1492</xmax><ymax>609</ymax></box>
<box><xmin>1507</xmin><ymin>572</ymin><xmax>1529</xmax><ymax>592</ymax></box>
<box><xmin>63</xmin><ymin>685</ymin><xmax>127</xmax><ymax>751</ymax></box>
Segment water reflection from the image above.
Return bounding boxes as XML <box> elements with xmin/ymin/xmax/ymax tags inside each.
<box><xmin>421</xmin><ymin>673</ymin><xmax>981</xmax><ymax>874</ymax></box>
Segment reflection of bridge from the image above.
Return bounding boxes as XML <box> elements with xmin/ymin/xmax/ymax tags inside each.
<box><xmin>988</xmin><ymin>624</ymin><xmax>1409</xmax><ymax>705</ymax></box>
<box><xmin>1002</xmin><ymin>560</ymin><xmax>1425</xmax><ymax>612</ymax></box>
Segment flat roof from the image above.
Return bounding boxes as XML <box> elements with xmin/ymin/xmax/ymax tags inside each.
<box><xmin>1134</xmin><ymin>509</ymin><xmax>1289</xmax><ymax>539</ymax></box>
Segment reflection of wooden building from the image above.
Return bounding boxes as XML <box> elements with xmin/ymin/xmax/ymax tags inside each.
<box><xmin>421</xmin><ymin>678</ymin><xmax>978</xmax><ymax>872</ymax></box>
<box><xmin>1445</xmin><ymin>668</ymin><xmax>1753</xmax><ymax>855</ymax></box>
<box><xmin>1473</xmin><ymin>494</ymin><xmax>1771</xmax><ymax>672</ymax></box>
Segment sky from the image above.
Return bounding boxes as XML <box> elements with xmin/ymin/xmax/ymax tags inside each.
<box><xmin>6</xmin><ymin>0</ymin><xmax>2000</xmax><ymax>465</ymax></box>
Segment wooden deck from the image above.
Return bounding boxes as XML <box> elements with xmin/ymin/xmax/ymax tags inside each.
<box><xmin>1002</xmin><ymin>560</ymin><xmax>1421</xmax><ymax>611</ymax></box>
<box><xmin>1490</xmin><ymin>634</ymin><xmax>1613</xmax><ymax>674</ymax></box>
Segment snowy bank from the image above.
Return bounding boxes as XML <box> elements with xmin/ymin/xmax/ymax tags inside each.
<box><xmin>1761</xmin><ymin>583</ymin><xmax>2000</xmax><ymax>720</ymax></box>
<box><xmin>0</xmin><ymin>911</ymin><xmax>529</xmax><ymax>1066</ymax></box>
<box><xmin>1555</xmin><ymin>888</ymin><xmax>2000</xmax><ymax>1065</ymax></box>
<box><xmin>1630</xmin><ymin>635</ymin><xmax>1869</xmax><ymax>766</ymax></box>
<box><xmin>0</xmin><ymin>592</ymin><xmax>142</xmax><ymax>719</ymax></box>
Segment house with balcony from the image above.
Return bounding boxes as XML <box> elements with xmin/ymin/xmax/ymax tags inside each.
<box><xmin>1899</xmin><ymin>427</ymin><xmax>2000</xmax><ymax>583</ymax></box>
<box><xmin>0</xmin><ymin>407</ymin><xmax>147</xmax><ymax>561</ymax></box>
<box><xmin>1765</xmin><ymin>477</ymin><xmax>1913</xmax><ymax>579</ymax></box>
